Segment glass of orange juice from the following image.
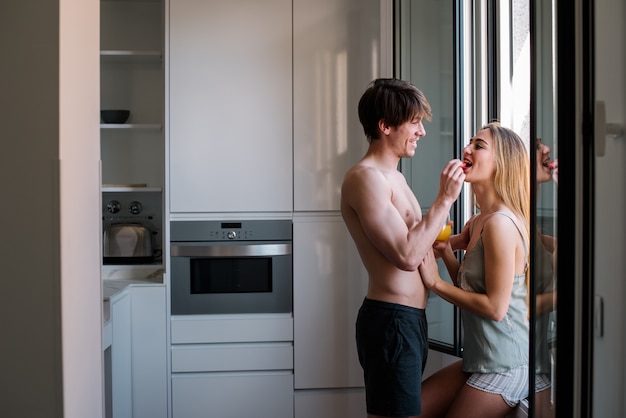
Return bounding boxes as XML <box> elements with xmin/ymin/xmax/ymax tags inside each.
<box><xmin>436</xmin><ymin>214</ymin><xmax>452</xmax><ymax>242</ymax></box>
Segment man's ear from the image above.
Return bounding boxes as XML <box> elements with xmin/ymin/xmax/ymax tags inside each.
<box><xmin>378</xmin><ymin>119</ymin><xmax>391</xmax><ymax>136</ymax></box>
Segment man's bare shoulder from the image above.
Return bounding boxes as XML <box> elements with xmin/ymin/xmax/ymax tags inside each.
<box><xmin>343</xmin><ymin>159</ymin><xmax>384</xmax><ymax>183</ymax></box>
<box><xmin>342</xmin><ymin>163</ymin><xmax>393</xmax><ymax>218</ymax></box>
<box><xmin>342</xmin><ymin>162</ymin><xmax>388</xmax><ymax>198</ymax></box>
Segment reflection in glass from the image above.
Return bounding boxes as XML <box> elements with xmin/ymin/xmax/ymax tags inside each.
<box><xmin>533</xmin><ymin>138</ymin><xmax>558</xmax><ymax>418</ymax></box>
<box><xmin>531</xmin><ymin>1</ymin><xmax>558</xmax><ymax>417</ymax></box>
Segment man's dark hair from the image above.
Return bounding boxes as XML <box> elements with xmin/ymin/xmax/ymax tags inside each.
<box><xmin>357</xmin><ymin>78</ymin><xmax>432</xmax><ymax>141</ymax></box>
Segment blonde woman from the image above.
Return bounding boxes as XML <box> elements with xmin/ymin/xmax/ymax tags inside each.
<box><xmin>418</xmin><ymin>122</ymin><xmax>531</xmax><ymax>418</ymax></box>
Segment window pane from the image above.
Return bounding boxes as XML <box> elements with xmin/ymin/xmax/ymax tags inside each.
<box><xmin>395</xmin><ymin>0</ymin><xmax>457</xmax><ymax>351</ymax></box>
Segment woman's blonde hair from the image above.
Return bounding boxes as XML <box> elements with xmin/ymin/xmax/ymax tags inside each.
<box><xmin>483</xmin><ymin>122</ymin><xmax>531</xmax><ymax>227</ymax></box>
<box><xmin>481</xmin><ymin>122</ymin><xmax>531</xmax><ymax>308</ymax></box>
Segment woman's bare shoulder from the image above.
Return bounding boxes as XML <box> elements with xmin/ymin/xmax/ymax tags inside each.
<box><xmin>481</xmin><ymin>211</ymin><xmax>525</xmax><ymax>244</ymax></box>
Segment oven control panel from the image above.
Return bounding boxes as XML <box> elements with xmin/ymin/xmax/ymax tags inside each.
<box><xmin>171</xmin><ymin>220</ymin><xmax>292</xmax><ymax>242</ymax></box>
<box><xmin>208</xmin><ymin>229</ymin><xmax>254</xmax><ymax>240</ymax></box>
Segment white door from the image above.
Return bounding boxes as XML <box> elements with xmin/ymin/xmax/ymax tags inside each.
<box><xmin>542</xmin><ymin>0</ymin><xmax>626</xmax><ymax>416</ymax></box>
<box><xmin>592</xmin><ymin>0</ymin><xmax>626</xmax><ymax>416</ymax></box>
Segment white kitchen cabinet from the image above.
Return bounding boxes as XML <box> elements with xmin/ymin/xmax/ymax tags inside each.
<box><xmin>169</xmin><ymin>0</ymin><xmax>292</xmax><ymax>213</ymax></box>
<box><xmin>171</xmin><ymin>314</ymin><xmax>293</xmax><ymax>344</ymax></box>
<box><xmin>171</xmin><ymin>315</ymin><xmax>294</xmax><ymax>418</ymax></box>
<box><xmin>110</xmin><ymin>292</ymin><xmax>132</xmax><ymax>418</ymax></box>
<box><xmin>100</xmin><ymin>0</ymin><xmax>164</xmax><ymax>188</ymax></box>
<box><xmin>293</xmin><ymin>0</ymin><xmax>386</xmax><ymax>211</ymax></box>
<box><xmin>105</xmin><ymin>284</ymin><xmax>167</xmax><ymax>418</ymax></box>
<box><xmin>293</xmin><ymin>216</ymin><xmax>367</xmax><ymax>389</ymax></box>
<box><xmin>129</xmin><ymin>285</ymin><xmax>167</xmax><ymax>418</ymax></box>
<box><xmin>172</xmin><ymin>372</ymin><xmax>293</xmax><ymax>418</ymax></box>
<box><xmin>171</xmin><ymin>342</ymin><xmax>293</xmax><ymax>372</ymax></box>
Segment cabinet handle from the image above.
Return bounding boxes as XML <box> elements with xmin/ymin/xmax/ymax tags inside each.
<box><xmin>171</xmin><ymin>243</ymin><xmax>292</xmax><ymax>257</ymax></box>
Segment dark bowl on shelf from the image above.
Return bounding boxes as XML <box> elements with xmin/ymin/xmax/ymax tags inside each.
<box><xmin>101</xmin><ymin>109</ymin><xmax>130</xmax><ymax>124</ymax></box>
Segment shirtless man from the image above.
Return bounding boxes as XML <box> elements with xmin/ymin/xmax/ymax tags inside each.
<box><xmin>340</xmin><ymin>78</ymin><xmax>465</xmax><ymax>418</ymax></box>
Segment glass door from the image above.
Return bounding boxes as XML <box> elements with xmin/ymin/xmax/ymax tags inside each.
<box><xmin>397</xmin><ymin>1</ymin><xmax>626</xmax><ymax>417</ymax></box>
<box><xmin>552</xmin><ymin>1</ymin><xmax>626</xmax><ymax>417</ymax></box>
<box><xmin>395</xmin><ymin>0</ymin><xmax>461</xmax><ymax>354</ymax></box>
<box><xmin>529</xmin><ymin>1</ymin><xmax>558</xmax><ymax>416</ymax></box>
<box><xmin>493</xmin><ymin>0</ymin><xmax>559</xmax><ymax>415</ymax></box>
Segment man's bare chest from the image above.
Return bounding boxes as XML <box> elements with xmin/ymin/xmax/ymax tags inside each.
<box><xmin>391</xmin><ymin>183</ymin><xmax>422</xmax><ymax>227</ymax></box>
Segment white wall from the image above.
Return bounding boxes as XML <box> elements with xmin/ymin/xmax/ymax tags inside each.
<box><xmin>593</xmin><ymin>0</ymin><xmax>626</xmax><ymax>416</ymax></box>
<box><xmin>0</xmin><ymin>0</ymin><xmax>103</xmax><ymax>417</ymax></box>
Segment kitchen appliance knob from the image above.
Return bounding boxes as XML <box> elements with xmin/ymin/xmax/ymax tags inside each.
<box><xmin>227</xmin><ymin>230</ymin><xmax>237</xmax><ymax>239</ymax></box>
<box><xmin>129</xmin><ymin>201</ymin><xmax>143</xmax><ymax>215</ymax></box>
<box><xmin>106</xmin><ymin>200</ymin><xmax>121</xmax><ymax>214</ymax></box>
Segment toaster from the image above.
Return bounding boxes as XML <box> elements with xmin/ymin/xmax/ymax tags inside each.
<box><xmin>103</xmin><ymin>224</ymin><xmax>156</xmax><ymax>264</ymax></box>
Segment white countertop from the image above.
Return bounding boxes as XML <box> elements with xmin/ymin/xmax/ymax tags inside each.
<box><xmin>103</xmin><ymin>277</ymin><xmax>162</xmax><ymax>300</ymax></box>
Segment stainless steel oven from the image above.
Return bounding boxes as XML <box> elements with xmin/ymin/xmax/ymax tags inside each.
<box><xmin>170</xmin><ymin>220</ymin><xmax>292</xmax><ymax>315</ymax></box>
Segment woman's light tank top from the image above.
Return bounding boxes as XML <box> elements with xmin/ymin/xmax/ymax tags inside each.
<box><xmin>457</xmin><ymin>212</ymin><xmax>529</xmax><ymax>373</ymax></box>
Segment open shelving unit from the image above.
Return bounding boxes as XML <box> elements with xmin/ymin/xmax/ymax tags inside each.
<box><xmin>100</xmin><ymin>0</ymin><xmax>165</xmax><ymax>274</ymax></box>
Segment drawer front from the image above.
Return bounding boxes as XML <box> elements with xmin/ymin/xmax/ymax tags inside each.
<box><xmin>171</xmin><ymin>315</ymin><xmax>293</xmax><ymax>343</ymax></box>
<box><xmin>172</xmin><ymin>371</ymin><xmax>293</xmax><ymax>418</ymax></box>
<box><xmin>172</xmin><ymin>342</ymin><xmax>293</xmax><ymax>372</ymax></box>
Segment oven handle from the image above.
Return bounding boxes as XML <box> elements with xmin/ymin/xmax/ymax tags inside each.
<box><xmin>170</xmin><ymin>243</ymin><xmax>292</xmax><ymax>257</ymax></box>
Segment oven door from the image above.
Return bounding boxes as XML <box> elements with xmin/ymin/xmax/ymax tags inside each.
<box><xmin>170</xmin><ymin>241</ymin><xmax>292</xmax><ymax>315</ymax></box>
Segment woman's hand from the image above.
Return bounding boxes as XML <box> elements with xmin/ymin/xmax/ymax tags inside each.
<box><xmin>449</xmin><ymin>214</ymin><xmax>477</xmax><ymax>251</ymax></box>
<box><xmin>432</xmin><ymin>239</ymin><xmax>449</xmax><ymax>257</ymax></box>
<box><xmin>551</xmin><ymin>159</ymin><xmax>559</xmax><ymax>185</ymax></box>
<box><xmin>419</xmin><ymin>249</ymin><xmax>442</xmax><ymax>290</ymax></box>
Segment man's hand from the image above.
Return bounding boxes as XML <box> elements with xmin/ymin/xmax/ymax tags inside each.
<box><xmin>439</xmin><ymin>159</ymin><xmax>466</xmax><ymax>204</ymax></box>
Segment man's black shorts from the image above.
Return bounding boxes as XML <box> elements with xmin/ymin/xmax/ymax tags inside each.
<box><xmin>356</xmin><ymin>298</ymin><xmax>428</xmax><ymax>417</ymax></box>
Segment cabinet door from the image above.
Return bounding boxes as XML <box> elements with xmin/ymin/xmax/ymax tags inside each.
<box><xmin>293</xmin><ymin>0</ymin><xmax>384</xmax><ymax>211</ymax></box>
<box><xmin>130</xmin><ymin>285</ymin><xmax>167</xmax><ymax>418</ymax></box>
<box><xmin>110</xmin><ymin>292</ymin><xmax>132</xmax><ymax>418</ymax></box>
<box><xmin>169</xmin><ymin>0</ymin><xmax>292</xmax><ymax>213</ymax></box>
<box><xmin>293</xmin><ymin>216</ymin><xmax>367</xmax><ymax>389</ymax></box>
